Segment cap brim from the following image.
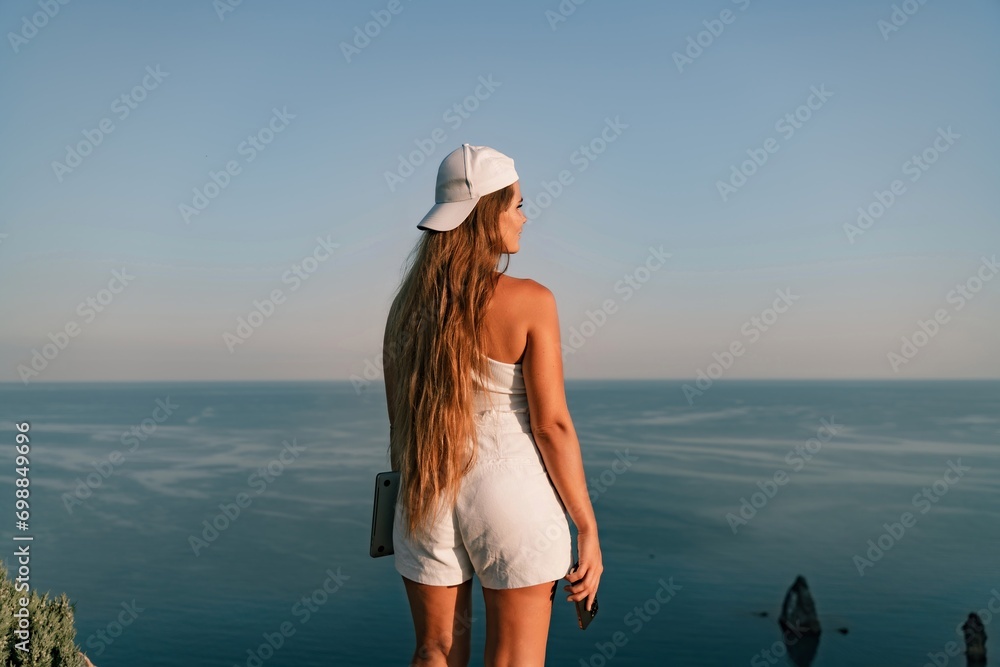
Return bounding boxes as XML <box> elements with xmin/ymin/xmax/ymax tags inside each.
<box><xmin>416</xmin><ymin>198</ymin><xmax>478</xmax><ymax>232</ymax></box>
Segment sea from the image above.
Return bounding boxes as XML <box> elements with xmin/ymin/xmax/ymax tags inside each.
<box><xmin>0</xmin><ymin>379</ymin><xmax>997</xmax><ymax>667</ymax></box>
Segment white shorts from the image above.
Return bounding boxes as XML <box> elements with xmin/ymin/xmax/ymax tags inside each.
<box><xmin>393</xmin><ymin>408</ymin><xmax>574</xmax><ymax>589</ymax></box>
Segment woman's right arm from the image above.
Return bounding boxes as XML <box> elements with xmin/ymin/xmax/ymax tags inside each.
<box><xmin>521</xmin><ymin>281</ymin><xmax>603</xmax><ymax>610</ymax></box>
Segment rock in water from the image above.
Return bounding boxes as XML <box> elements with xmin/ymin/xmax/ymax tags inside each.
<box><xmin>962</xmin><ymin>612</ymin><xmax>987</xmax><ymax>664</ymax></box>
<box><xmin>784</xmin><ymin>633</ymin><xmax>820</xmax><ymax>667</ymax></box>
<box><xmin>779</xmin><ymin>575</ymin><xmax>822</xmax><ymax>636</ymax></box>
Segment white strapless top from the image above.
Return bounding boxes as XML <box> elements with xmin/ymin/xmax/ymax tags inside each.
<box><xmin>472</xmin><ymin>356</ymin><xmax>529</xmax><ymax>413</ymax></box>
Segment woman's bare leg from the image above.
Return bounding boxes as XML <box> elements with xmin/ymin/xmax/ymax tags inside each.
<box><xmin>401</xmin><ymin>575</ymin><xmax>473</xmax><ymax>667</ymax></box>
<box><xmin>481</xmin><ymin>580</ymin><xmax>558</xmax><ymax>667</ymax></box>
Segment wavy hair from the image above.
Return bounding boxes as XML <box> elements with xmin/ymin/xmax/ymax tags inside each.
<box><xmin>385</xmin><ymin>183</ymin><xmax>516</xmax><ymax>540</ymax></box>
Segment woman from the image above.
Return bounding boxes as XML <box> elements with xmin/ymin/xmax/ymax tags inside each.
<box><xmin>383</xmin><ymin>143</ymin><xmax>603</xmax><ymax>666</ymax></box>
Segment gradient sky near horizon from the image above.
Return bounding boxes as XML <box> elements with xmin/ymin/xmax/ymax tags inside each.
<box><xmin>1</xmin><ymin>0</ymin><xmax>998</xmax><ymax>382</ymax></box>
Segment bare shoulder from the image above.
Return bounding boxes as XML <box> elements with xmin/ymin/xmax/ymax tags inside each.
<box><xmin>504</xmin><ymin>275</ymin><xmax>554</xmax><ymax>306</ymax></box>
<box><xmin>518</xmin><ymin>276</ymin><xmax>550</xmax><ymax>296</ymax></box>
<box><xmin>515</xmin><ymin>278</ymin><xmax>570</xmax><ymax>430</ymax></box>
<box><xmin>497</xmin><ymin>276</ymin><xmax>556</xmax><ymax>326</ymax></box>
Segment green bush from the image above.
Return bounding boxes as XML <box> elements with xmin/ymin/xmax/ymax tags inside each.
<box><xmin>0</xmin><ymin>560</ymin><xmax>88</xmax><ymax>667</ymax></box>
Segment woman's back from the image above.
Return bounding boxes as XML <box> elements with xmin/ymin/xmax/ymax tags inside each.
<box><xmin>474</xmin><ymin>274</ymin><xmax>535</xmax><ymax>414</ymax></box>
<box><xmin>480</xmin><ymin>273</ymin><xmax>531</xmax><ymax>365</ymax></box>
<box><xmin>472</xmin><ymin>356</ymin><xmax>529</xmax><ymax>413</ymax></box>
<box><xmin>481</xmin><ymin>273</ymin><xmax>578</xmax><ymax>439</ymax></box>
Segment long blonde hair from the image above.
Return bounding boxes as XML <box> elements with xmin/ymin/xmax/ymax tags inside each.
<box><xmin>385</xmin><ymin>184</ymin><xmax>516</xmax><ymax>540</ymax></box>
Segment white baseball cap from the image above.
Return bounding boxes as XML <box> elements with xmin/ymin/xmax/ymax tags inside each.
<box><xmin>416</xmin><ymin>143</ymin><xmax>519</xmax><ymax>232</ymax></box>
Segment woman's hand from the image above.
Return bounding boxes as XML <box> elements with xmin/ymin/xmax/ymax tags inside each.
<box><xmin>564</xmin><ymin>529</ymin><xmax>603</xmax><ymax>611</ymax></box>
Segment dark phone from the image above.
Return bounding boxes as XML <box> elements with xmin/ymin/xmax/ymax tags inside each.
<box><xmin>569</xmin><ymin>561</ymin><xmax>598</xmax><ymax>630</ymax></box>
<box><xmin>576</xmin><ymin>596</ymin><xmax>598</xmax><ymax>630</ymax></box>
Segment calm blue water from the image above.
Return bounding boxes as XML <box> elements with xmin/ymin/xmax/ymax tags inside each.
<box><xmin>1</xmin><ymin>380</ymin><xmax>998</xmax><ymax>667</ymax></box>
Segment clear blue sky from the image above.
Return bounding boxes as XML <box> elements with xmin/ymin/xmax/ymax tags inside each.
<box><xmin>1</xmin><ymin>0</ymin><xmax>997</xmax><ymax>382</ymax></box>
